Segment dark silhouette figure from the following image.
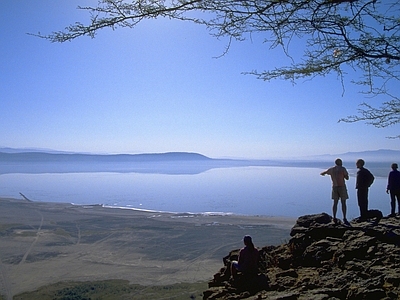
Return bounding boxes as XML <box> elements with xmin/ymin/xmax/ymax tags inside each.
<box><xmin>230</xmin><ymin>235</ymin><xmax>259</xmax><ymax>279</ymax></box>
<box><xmin>356</xmin><ymin>159</ymin><xmax>375</xmax><ymax>220</ymax></box>
<box><xmin>320</xmin><ymin>158</ymin><xmax>349</xmax><ymax>224</ymax></box>
<box><xmin>386</xmin><ymin>163</ymin><xmax>400</xmax><ymax>217</ymax></box>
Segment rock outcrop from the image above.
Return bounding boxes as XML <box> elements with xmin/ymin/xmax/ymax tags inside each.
<box><xmin>204</xmin><ymin>213</ymin><xmax>400</xmax><ymax>299</ymax></box>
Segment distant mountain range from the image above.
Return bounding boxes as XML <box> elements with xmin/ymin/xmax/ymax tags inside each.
<box><xmin>0</xmin><ymin>148</ymin><xmax>398</xmax><ymax>175</ymax></box>
<box><xmin>0</xmin><ymin>148</ymin><xmax>398</xmax><ymax>163</ymax></box>
<box><xmin>307</xmin><ymin>149</ymin><xmax>400</xmax><ymax>163</ymax></box>
<box><xmin>0</xmin><ymin>150</ymin><xmax>217</xmax><ymax>175</ymax></box>
<box><xmin>0</xmin><ymin>150</ymin><xmax>211</xmax><ymax>163</ymax></box>
<box><xmin>0</xmin><ymin>147</ymin><xmax>74</xmax><ymax>154</ymax></box>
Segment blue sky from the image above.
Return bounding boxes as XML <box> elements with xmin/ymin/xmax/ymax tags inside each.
<box><xmin>1</xmin><ymin>1</ymin><xmax>399</xmax><ymax>159</ymax></box>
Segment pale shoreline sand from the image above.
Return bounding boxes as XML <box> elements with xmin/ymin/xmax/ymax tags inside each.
<box><xmin>0</xmin><ymin>197</ymin><xmax>295</xmax><ymax>298</ymax></box>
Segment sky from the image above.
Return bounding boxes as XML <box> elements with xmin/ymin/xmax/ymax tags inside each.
<box><xmin>1</xmin><ymin>1</ymin><xmax>399</xmax><ymax>159</ymax></box>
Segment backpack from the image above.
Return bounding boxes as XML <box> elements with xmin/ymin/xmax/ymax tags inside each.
<box><xmin>367</xmin><ymin>170</ymin><xmax>375</xmax><ymax>187</ymax></box>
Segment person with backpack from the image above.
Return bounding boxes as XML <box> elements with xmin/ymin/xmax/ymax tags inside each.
<box><xmin>356</xmin><ymin>159</ymin><xmax>375</xmax><ymax>221</ymax></box>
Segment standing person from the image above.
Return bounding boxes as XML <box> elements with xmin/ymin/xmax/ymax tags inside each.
<box><xmin>230</xmin><ymin>235</ymin><xmax>259</xmax><ymax>279</ymax></box>
<box><xmin>386</xmin><ymin>163</ymin><xmax>400</xmax><ymax>217</ymax></box>
<box><xmin>320</xmin><ymin>158</ymin><xmax>349</xmax><ymax>224</ymax></box>
<box><xmin>356</xmin><ymin>159</ymin><xmax>375</xmax><ymax>221</ymax></box>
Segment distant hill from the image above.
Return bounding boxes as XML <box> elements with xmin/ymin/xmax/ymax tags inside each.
<box><xmin>0</xmin><ymin>151</ymin><xmax>212</xmax><ymax>163</ymax></box>
<box><xmin>1</xmin><ymin>147</ymin><xmax>398</xmax><ymax>162</ymax></box>
<box><xmin>0</xmin><ymin>147</ymin><xmax>74</xmax><ymax>154</ymax></box>
<box><xmin>305</xmin><ymin>149</ymin><xmax>400</xmax><ymax>163</ymax></box>
<box><xmin>0</xmin><ymin>151</ymin><xmax>216</xmax><ymax>175</ymax></box>
<box><xmin>339</xmin><ymin>149</ymin><xmax>400</xmax><ymax>162</ymax></box>
<box><xmin>0</xmin><ymin>148</ymin><xmax>398</xmax><ymax>176</ymax></box>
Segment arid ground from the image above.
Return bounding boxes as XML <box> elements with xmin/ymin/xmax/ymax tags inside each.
<box><xmin>0</xmin><ymin>197</ymin><xmax>294</xmax><ymax>299</ymax></box>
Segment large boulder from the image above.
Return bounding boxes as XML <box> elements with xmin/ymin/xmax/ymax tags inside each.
<box><xmin>203</xmin><ymin>212</ymin><xmax>400</xmax><ymax>299</ymax></box>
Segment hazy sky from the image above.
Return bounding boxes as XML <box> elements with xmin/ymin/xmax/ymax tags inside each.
<box><xmin>1</xmin><ymin>1</ymin><xmax>399</xmax><ymax>159</ymax></box>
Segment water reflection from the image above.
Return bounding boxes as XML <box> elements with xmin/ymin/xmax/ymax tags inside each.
<box><xmin>0</xmin><ymin>166</ymin><xmax>390</xmax><ymax>218</ymax></box>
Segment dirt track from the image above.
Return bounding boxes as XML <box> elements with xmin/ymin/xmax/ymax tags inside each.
<box><xmin>0</xmin><ymin>197</ymin><xmax>293</xmax><ymax>298</ymax></box>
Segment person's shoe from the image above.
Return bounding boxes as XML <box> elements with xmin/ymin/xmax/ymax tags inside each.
<box><xmin>389</xmin><ymin>213</ymin><xmax>396</xmax><ymax>217</ymax></box>
<box><xmin>343</xmin><ymin>218</ymin><xmax>350</xmax><ymax>225</ymax></box>
<box><xmin>332</xmin><ymin>218</ymin><xmax>338</xmax><ymax>224</ymax></box>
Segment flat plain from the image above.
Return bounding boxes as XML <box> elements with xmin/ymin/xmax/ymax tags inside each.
<box><xmin>0</xmin><ymin>197</ymin><xmax>294</xmax><ymax>299</ymax></box>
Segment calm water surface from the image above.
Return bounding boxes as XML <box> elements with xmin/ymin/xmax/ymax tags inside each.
<box><xmin>0</xmin><ymin>166</ymin><xmax>389</xmax><ymax>219</ymax></box>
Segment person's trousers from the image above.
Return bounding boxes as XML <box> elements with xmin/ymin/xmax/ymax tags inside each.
<box><xmin>389</xmin><ymin>190</ymin><xmax>400</xmax><ymax>215</ymax></box>
<box><xmin>357</xmin><ymin>188</ymin><xmax>369</xmax><ymax>219</ymax></box>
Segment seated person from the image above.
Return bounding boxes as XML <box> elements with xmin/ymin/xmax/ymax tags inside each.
<box><xmin>231</xmin><ymin>235</ymin><xmax>259</xmax><ymax>278</ymax></box>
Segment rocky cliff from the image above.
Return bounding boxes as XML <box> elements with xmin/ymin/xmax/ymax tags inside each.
<box><xmin>204</xmin><ymin>213</ymin><xmax>400</xmax><ymax>299</ymax></box>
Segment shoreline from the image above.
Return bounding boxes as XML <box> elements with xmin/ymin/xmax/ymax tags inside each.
<box><xmin>10</xmin><ymin>194</ymin><xmax>298</xmax><ymax>227</ymax></box>
<box><xmin>0</xmin><ymin>197</ymin><xmax>295</xmax><ymax>298</ymax></box>
<box><xmin>90</xmin><ymin>204</ymin><xmax>297</xmax><ymax>227</ymax></box>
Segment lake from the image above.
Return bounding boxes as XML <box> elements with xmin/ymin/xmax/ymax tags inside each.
<box><xmin>0</xmin><ymin>164</ymin><xmax>392</xmax><ymax>219</ymax></box>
